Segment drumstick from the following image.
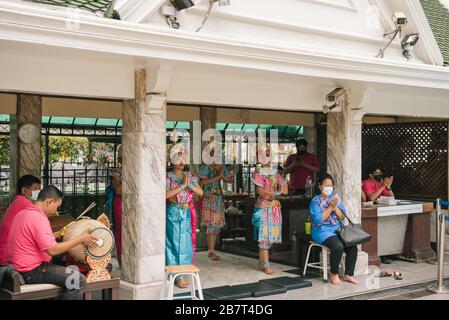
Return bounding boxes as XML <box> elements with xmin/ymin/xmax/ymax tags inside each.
<box><xmin>58</xmin><ymin>202</ymin><xmax>96</xmax><ymax>238</ymax></box>
<box><xmin>75</xmin><ymin>202</ymin><xmax>96</xmax><ymax>221</ymax></box>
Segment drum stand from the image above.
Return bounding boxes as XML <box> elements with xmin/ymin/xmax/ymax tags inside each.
<box><xmin>86</xmin><ymin>254</ymin><xmax>112</xmax><ymax>283</ymax></box>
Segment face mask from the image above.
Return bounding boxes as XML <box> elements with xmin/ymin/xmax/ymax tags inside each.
<box><xmin>374</xmin><ymin>175</ymin><xmax>383</xmax><ymax>183</ymax></box>
<box><xmin>322</xmin><ymin>186</ymin><xmax>333</xmax><ymax>196</ymax></box>
<box><xmin>31</xmin><ymin>190</ymin><xmax>40</xmax><ymax>201</ymax></box>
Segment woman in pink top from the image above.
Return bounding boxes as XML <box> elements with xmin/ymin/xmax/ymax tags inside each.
<box><xmin>362</xmin><ymin>165</ymin><xmax>394</xmax><ymax>201</ymax></box>
<box><xmin>362</xmin><ymin>165</ymin><xmax>395</xmax><ymax>265</ymax></box>
<box><xmin>0</xmin><ymin>175</ymin><xmax>41</xmax><ymax>265</ymax></box>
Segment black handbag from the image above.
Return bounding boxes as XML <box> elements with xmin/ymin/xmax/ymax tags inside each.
<box><xmin>336</xmin><ymin>210</ymin><xmax>371</xmax><ymax>247</ymax></box>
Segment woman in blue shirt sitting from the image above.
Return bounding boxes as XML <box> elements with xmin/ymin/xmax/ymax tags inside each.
<box><xmin>309</xmin><ymin>173</ymin><xmax>358</xmax><ymax>285</ymax></box>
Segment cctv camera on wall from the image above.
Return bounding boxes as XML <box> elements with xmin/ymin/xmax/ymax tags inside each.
<box><xmin>323</xmin><ymin>88</ymin><xmax>347</xmax><ymax>114</ymax></box>
<box><xmin>392</xmin><ymin>12</ymin><xmax>408</xmax><ymax>26</ymax></box>
<box><xmin>169</xmin><ymin>0</ymin><xmax>195</xmax><ymax>11</ymax></box>
<box><xmin>326</xmin><ymin>88</ymin><xmax>346</xmax><ymax>103</ymax></box>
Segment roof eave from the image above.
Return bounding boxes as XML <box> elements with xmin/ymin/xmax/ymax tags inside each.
<box><xmin>1</xmin><ymin>1</ymin><xmax>449</xmax><ymax>91</ymax></box>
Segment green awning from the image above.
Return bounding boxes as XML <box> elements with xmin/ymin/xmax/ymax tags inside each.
<box><xmin>96</xmin><ymin>118</ymin><xmax>120</xmax><ymax>127</ymax></box>
<box><xmin>32</xmin><ymin>0</ymin><xmax>118</xmax><ymax>18</ymax></box>
<box><xmin>73</xmin><ymin>118</ymin><xmax>97</xmax><ymax>126</ymax></box>
<box><xmin>0</xmin><ymin>114</ymin><xmax>10</xmax><ymax>122</ymax></box>
<box><xmin>0</xmin><ymin>115</ymin><xmax>304</xmax><ymax>142</ymax></box>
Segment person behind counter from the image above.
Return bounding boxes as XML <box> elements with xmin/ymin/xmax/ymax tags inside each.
<box><xmin>362</xmin><ymin>165</ymin><xmax>394</xmax><ymax>202</ymax></box>
<box><xmin>309</xmin><ymin>174</ymin><xmax>358</xmax><ymax>285</ymax></box>
<box><xmin>362</xmin><ymin>165</ymin><xmax>395</xmax><ymax>264</ymax></box>
<box><xmin>283</xmin><ymin>138</ymin><xmax>320</xmax><ymax>195</ymax></box>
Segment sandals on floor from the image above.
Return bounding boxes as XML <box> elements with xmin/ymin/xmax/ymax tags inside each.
<box><xmin>377</xmin><ymin>271</ymin><xmax>392</xmax><ymax>278</ymax></box>
<box><xmin>208</xmin><ymin>252</ymin><xmax>220</xmax><ymax>261</ymax></box>
<box><xmin>393</xmin><ymin>271</ymin><xmax>403</xmax><ymax>280</ymax></box>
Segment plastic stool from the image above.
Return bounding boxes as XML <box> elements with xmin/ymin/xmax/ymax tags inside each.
<box><xmin>160</xmin><ymin>265</ymin><xmax>204</xmax><ymax>300</ymax></box>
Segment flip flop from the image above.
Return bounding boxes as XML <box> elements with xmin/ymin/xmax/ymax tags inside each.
<box><xmin>393</xmin><ymin>271</ymin><xmax>403</xmax><ymax>280</ymax></box>
<box><xmin>377</xmin><ymin>271</ymin><xmax>392</xmax><ymax>278</ymax></box>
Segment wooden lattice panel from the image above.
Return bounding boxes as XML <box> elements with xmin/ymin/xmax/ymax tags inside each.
<box><xmin>362</xmin><ymin>121</ymin><xmax>448</xmax><ymax>200</ymax></box>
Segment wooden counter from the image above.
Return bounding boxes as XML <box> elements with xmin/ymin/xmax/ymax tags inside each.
<box><xmin>361</xmin><ymin>201</ymin><xmax>434</xmax><ymax>266</ymax></box>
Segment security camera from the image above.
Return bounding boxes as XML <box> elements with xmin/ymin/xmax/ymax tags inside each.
<box><xmin>218</xmin><ymin>0</ymin><xmax>231</xmax><ymax>6</ymax></box>
<box><xmin>392</xmin><ymin>12</ymin><xmax>407</xmax><ymax>26</ymax></box>
<box><xmin>323</xmin><ymin>104</ymin><xmax>336</xmax><ymax>114</ymax></box>
<box><xmin>169</xmin><ymin>0</ymin><xmax>195</xmax><ymax>11</ymax></box>
<box><xmin>326</xmin><ymin>88</ymin><xmax>346</xmax><ymax>103</ymax></box>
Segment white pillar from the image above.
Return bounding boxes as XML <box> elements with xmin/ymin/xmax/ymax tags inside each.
<box><xmin>302</xmin><ymin>125</ymin><xmax>317</xmax><ymax>155</ymax></box>
<box><xmin>327</xmin><ymin>108</ymin><xmax>364</xmax><ymax>223</ymax></box>
<box><xmin>327</xmin><ymin>91</ymin><xmax>368</xmax><ymax>276</ymax></box>
<box><xmin>119</xmin><ymin>67</ymin><xmax>169</xmax><ymax>299</ymax></box>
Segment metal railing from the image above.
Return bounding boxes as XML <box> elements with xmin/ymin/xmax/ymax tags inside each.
<box><xmin>427</xmin><ymin>199</ymin><xmax>449</xmax><ymax>293</ymax></box>
<box><xmin>0</xmin><ymin>164</ymin><xmax>115</xmax><ymax>218</ymax></box>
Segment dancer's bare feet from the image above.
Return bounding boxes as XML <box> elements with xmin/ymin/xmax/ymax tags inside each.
<box><xmin>208</xmin><ymin>252</ymin><xmax>220</xmax><ymax>261</ymax></box>
<box><xmin>329</xmin><ymin>273</ymin><xmax>341</xmax><ymax>285</ymax></box>
<box><xmin>343</xmin><ymin>275</ymin><xmax>358</xmax><ymax>284</ymax></box>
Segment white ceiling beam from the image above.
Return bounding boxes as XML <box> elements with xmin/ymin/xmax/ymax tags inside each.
<box><xmin>1</xmin><ymin>1</ymin><xmax>449</xmax><ymax>92</ymax></box>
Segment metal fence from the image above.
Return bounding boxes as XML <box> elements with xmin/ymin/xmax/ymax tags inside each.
<box><xmin>0</xmin><ymin>164</ymin><xmax>114</xmax><ymax>218</ymax></box>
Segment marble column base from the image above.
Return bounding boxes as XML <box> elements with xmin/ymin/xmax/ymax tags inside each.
<box><xmin>119</xmin><ymin>280</ymin><xmax>164</xmax><ymax>300</ymax></box>
<box><xmin>354</xmin><ymin>251</ymin><xmax>369</xmax><ymax>277</ymax></box>
<box><xmin>339</xmin><ymin>251</ymin><xmax>369</xmax><ymax>277</ymax></box>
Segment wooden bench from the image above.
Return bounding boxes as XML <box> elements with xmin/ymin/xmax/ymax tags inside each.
<box><xmin>0</xmin><ymin>269</ymin><xmax>120</xmax><ymax>300</ymax></box>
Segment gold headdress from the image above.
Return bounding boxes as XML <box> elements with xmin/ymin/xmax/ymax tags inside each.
<box><xmin>167</xmin><ymin>131</ymin><xmax>189</xmax><ymax>164</ymax></box>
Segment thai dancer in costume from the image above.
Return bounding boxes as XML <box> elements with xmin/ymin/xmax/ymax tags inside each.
<box><xmin>166</xmin><ymin>145</ymin><xmax>203</xmax><ymax>288</ymax></box>
<box><xmin>199</xmin><ymin>148</ymin><xmax>234</xmax><ymax>261</ymax></box>
<box><xmin>251</xmin><ymin>145</ymin><xmax>288</xmax><ymax>274</ymax></box>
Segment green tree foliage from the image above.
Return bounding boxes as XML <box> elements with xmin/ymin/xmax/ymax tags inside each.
<box><xmin>0</xmin><ymin>135</ymin><xmax>117</xmax><ymax>166</ymax></box>
<box><xmin>42</xmin><ymin>136</ymin><xmax>89</xmax><ymax>163</ymax></box>
<box><xmin>88</xmin><ymin>142</ymin><xmax>116</xmax><ymax>165</ymax></box>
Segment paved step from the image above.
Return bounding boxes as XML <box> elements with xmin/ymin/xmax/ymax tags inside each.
<box><xmin>336</xmin><ymin>278</ymin><xmax>449</xmax><ymax>300</ymax></box>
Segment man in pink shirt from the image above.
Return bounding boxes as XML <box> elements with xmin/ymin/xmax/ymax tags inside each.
<box><xmin>0</xmin><ymin>175</ymin><xmax>41</xmax><ymax>265</ymax></box>
<box><xmin>284</xmin><ymin>138</ymin><xmax>320</xmax><ymax>195</ymax></box>
<box><xmin>7</xmin><ymin>186</ymin><xmax>98</xmax><ymax>300</ymax></box>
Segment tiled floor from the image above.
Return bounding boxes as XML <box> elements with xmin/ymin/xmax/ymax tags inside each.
<box><xmin>111</xmin><ymin>250</ymin><xmax>449</xmax><ymax>300</ymax></box>
<box><xmin>181</xmin><ymin>251</ymin><xmax>449</xmax><ymax>300</ymax></box>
